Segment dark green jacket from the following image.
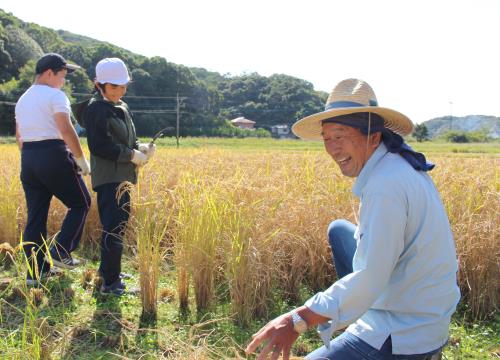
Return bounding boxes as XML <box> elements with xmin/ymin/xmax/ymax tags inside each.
<box><xmin>83</xmin><ymin>94</ymin><xmax>139</xmax><ymax>190</ymax></box>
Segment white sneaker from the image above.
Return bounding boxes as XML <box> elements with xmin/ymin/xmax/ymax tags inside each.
<box><xmin>26</xmin><ymin>267</ymin><xmax>62</xmax><ymax>286</ymax></box>
<box><xmin>44</xmin><ymin>250</ymin><xmax>82</xmax><ymax>270</ymax></box>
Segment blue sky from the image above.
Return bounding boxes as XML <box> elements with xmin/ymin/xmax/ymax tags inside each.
<box><xmin>1</xmin><ymin>0</ymin><xmax>499</xmax><ymax>123</ymax></box>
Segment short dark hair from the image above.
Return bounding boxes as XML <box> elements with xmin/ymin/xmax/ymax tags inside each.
<box><xmin>51</xmin><ymin>67</ymin><xmax>67</xmax><ymax>75</ymax></box>
<box><xmin>95</xmin><ymin>82</ymin><xmax>130</xmax><ymax>94</ymax></box>
<box><xmin>95</xmin><ymin>83</ymin><xmax>108</xmax><ymax>94</ymax></box>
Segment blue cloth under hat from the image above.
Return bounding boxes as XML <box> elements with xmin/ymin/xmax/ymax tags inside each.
<box><xmin>322</xmin><ymin>113</ymin><xmax>435</xmax><ymax>172</ymax></box>
<box><xmin>381</xmin><ymin>130</ymin><xmax>434</xmax><ymax>171</ymax></box>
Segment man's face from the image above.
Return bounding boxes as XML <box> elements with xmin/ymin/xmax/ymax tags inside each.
<box><xmin>321</xmin><ymin>122</ymin><xmax>380</xmax><ymax>178</ymax></box>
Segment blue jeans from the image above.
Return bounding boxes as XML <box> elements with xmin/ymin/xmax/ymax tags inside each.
<box><xmin>306</xmin><ymin>332</ymin><xmax>441</xmax><ymax>359</ymax></box>
<box><xmin>327</xmin><ymin>219</ymin><xmax>357</xmax><ymax>279</ymax></box>
<box><xmin>305</xmin><ymin>219</ymin><xmax>441</xmax><ymax>359</ymax></box>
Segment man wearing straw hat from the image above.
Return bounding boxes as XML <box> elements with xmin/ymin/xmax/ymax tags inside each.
<box><xmin>246</xmin><ymin>78</ymin><xmax>460</xmax><ymax>359</ymax></box>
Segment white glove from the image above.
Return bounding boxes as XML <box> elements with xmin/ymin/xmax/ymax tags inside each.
<box><xmin>75</xmin><ymin>156</ymin><xmax>91</xmax><ymax>176</ymax></box>
<box><xmin>138</xmin><ymin>143</ymin><xmax>156</xmax><ymax>159</ymax></box>
<box><xmin>131</xmin><ymin>149</ymin><xmax>148</xmax><ymax>166</ymax></box>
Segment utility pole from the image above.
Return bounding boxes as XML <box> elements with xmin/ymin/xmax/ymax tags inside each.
<box><xmin>176</xmin><ymin>93</ymin><xmax>180</xmax><ymax>149</ymax></box>
<box><xmin>449</xmin><ymin>101</ymin><xmax>453</xmax><ymax>131</ymax></box>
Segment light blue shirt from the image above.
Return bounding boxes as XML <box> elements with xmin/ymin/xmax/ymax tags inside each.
<box><xmin>304</xmin><ymin>143</ymin><xmax>460</xmax><ymax>355</ymax></box>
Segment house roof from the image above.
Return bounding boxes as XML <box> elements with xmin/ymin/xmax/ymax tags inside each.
<box><xmin>230</xmin><ymin>117</ymin><xmax>256</xmax><ymax>124</ymax></box>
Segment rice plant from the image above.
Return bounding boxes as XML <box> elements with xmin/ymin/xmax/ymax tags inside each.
<box><xmin>434</xmin><ymin>157</ymin><xmax>500</xmax><ymax>319</ymax></box>
<box><xmin>174</xmin><ymin>173</ymin><xmax>225</xmax><ymax>312</ymax></box>
<box><xmin>0</xmin><ymin>241</ymin><xmax>53</xmax><ymax>359</ymax></box>
<box><xmin>129</xmin><ymin>176</ymin><xmax>174</xmax><ymax>317</ymax></box>
<box><xmin>0</xmin><ymin>143</ymin><xmax>498</xmax><ymax>324</ymax></box>
<box><xmin>0</xmin><ymin>150</ymin><xmax>23</xmax><ymax>247</ymax></box>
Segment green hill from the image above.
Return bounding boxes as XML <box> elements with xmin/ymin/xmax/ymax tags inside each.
<box><xmin>56</xmin><ymin>30</ymin><xmax>107</xmax><ymax>48</ymax></box>
<box><xmin>0</xmin><ymin>8</ymin><xmax>327</xmax><ymax>137</ymax></box>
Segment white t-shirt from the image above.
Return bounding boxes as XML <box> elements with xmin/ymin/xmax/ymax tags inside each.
<box><xmin>15</xmin><ymin>85</ymin><xmax>71</xmax><ymax>142</ymax></box>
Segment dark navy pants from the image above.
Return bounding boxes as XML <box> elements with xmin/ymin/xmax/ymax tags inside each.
<box><xmin>20</xmin><ymin>140</ymin><xmax>91</xmax><ymax>275</ymax></box>
<box><xmin>95</xmin><ymin>182</ymin><xmax>130</xmax><ymax>286</ymax></box>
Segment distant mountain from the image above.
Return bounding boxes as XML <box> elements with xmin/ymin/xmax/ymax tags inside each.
<box><xmin>423</xmin><ymin>115</ymin><xmax>500</xmax><ymax>139</ymax></box>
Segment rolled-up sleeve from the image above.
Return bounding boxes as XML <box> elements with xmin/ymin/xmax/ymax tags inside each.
<box><xmin>305</xmin><ymin>191</ymin><xmax>406</xmax><ymax>347</ymax></box>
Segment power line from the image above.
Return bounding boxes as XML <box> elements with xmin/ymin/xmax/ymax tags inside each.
<box><xmin>126</xmin><ymin>95</ymin><xmax>187</xmax><ymax>100</ymax></box>
<box><xmin>72</xmin><ymin>93</ymin><xmax>187</xmax><ymax>100</ymax></box>
<box><xmin>80</xmin><ymin>82</ymin><xmax>191</xmax><ymax>143</ymax></box>
<box><xmin>132</xmin><ymin>110</ymin><xmax>187</xmax><ymax>114</ymax></box>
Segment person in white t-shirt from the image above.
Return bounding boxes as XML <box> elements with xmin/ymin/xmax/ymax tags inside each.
<box><xmin>15</xmin><ymin>53</ymin><xmax>92</xmax><ymax>286</ymax></box>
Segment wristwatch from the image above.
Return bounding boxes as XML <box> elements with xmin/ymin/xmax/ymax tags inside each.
<box><xmin>290</xmin><ymin>310</ymin><xmax>308</xmax><ymax>334</ymax></box>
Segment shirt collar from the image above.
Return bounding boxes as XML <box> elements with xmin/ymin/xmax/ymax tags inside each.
<box><xmin>352</xmin><ymin>142</ymin><xmax>388</xmax><ymax>197</ymax></box>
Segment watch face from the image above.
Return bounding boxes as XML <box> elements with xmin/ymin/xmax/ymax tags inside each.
<box><xmin>295</xmin><ymin>319</ymin><xmax>307</xmax><ymax>333</ymax></box>
<box><xmin>292</xmin><ymin>312</ymin><xmax>307</xmax><ymax>334</ymax></box>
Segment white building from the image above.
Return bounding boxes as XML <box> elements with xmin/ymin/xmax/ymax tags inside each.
<box><xmin>271</xmin><ymin>124</ymin><xmax>293</xmax><ymax>139</ymax></box>
<box><xmin>230</xmin><ymin>117</ymin><xmax>256</xmax><ymax>130</ymax></box>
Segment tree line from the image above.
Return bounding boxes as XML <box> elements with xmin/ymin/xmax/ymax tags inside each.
<box><xmin>0</xmin><ymin>9</ymin><xmax>327</xmax><ymax>137</ymax></box>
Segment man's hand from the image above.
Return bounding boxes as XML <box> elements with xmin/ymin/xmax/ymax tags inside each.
<box><xmin>245</xmin><ymin>313</ymin><xmax>299</xmax><ymax>360</ymax></box>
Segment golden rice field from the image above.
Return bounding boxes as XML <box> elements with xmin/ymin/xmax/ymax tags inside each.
<box><xmin>0</xmin><ymin>141</ymin><xmax>498</xmax><ymax>321</ymax></box>
<box><xmin>0</xmin><ymin>140</ymin><xmax>499</xmax><ymax>359</ymax></box>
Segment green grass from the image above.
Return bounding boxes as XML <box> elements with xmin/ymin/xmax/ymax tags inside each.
<box><xmin>407</xmin><ymin>140</ymin><xmax>500</xmax><ymax>155</ymax></box>
<box><xmin>0</xmin><ymin>257</ymin><xmax>222</xmax><ymax>359</ymax></box>
<box><xmin>446</xmin><ymin>317</ymin><xmax>500</xmax><ymax>359</ymax></box>
<box><xmin>146</xmin><ymin>137</ymin><xmax>500</xmax><ymax>155</ymax></box>
<box><xmin>2</xmin><ymin>136</ymin><xmax>499</xmax><ymax>154</ymax></box>
<box><xmin>1</xmin><ymin>256</ymin><xmax>498</xmax><ymax>359</ymax></box>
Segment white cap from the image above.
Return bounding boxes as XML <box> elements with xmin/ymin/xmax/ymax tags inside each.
<box><xmin>95</xmin><ymin>58</ymin><xmax>130</xmax><ymax>85</ymax></box>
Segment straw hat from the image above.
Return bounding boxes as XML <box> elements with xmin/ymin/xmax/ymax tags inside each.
<box><xmin>292</xmin><ymin>78</ymin><xmax>414</xmax><ymax>140</ymax></box>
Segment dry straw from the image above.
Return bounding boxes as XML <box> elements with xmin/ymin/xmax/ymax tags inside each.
<box><xmin>1</xmin><ymin>145</ymin><xmax>498</xmax><ymax>322</ymax></box>
<box><xmin>127</xmin><ymin>174</ymin><xmax>175</xmax><ymax>317</ymax></box>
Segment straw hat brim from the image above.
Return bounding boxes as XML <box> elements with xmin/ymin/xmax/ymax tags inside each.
<box><xmin>292</xmin><ymin>106</ymin><xmax>414</xmax><ymax>141</ymax></box>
